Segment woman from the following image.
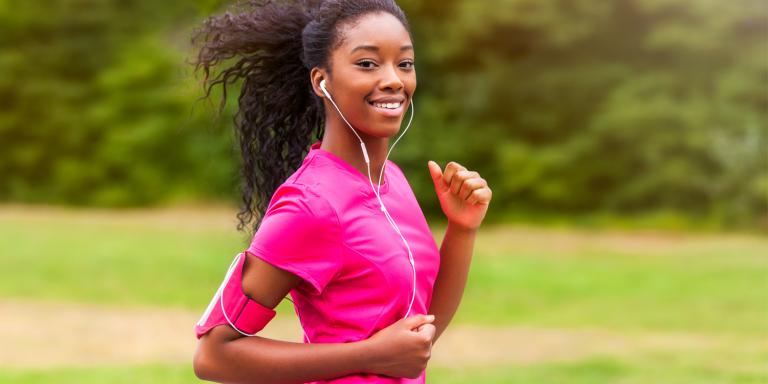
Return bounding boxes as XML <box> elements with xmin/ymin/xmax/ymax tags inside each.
<box><xmin>191</xmin><ymin>1</ymin><xmax>492</xmax><ymax>383</ymax></box>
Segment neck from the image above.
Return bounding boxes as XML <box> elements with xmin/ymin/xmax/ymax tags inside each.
<box><xmin>320</xmin><ymin>116</ymin><xmax>389</xmax><ymax>186</ymax></box>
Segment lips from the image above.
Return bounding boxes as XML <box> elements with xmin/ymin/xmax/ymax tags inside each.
<box><xmin>366</xmin><ymin>96</ymin><xmax>407</xmax><ymax>118</ymax></box>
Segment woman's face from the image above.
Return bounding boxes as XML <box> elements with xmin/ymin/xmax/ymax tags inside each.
<box><xmin>314</xmin><ymin>12</ymin><xmax>416</xmax><ymax>138</ymax></box>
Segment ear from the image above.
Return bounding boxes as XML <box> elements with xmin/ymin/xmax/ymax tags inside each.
<box><xmin>310</xmin><ymin>68</ymin><xmax>327</xmax><ymax>98</ymax></box>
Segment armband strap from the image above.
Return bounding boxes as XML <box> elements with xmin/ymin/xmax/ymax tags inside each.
<box><xmin>194</xmin><ymin>252</ymin><xmax>277</xmax><ymax>339</ymax></box>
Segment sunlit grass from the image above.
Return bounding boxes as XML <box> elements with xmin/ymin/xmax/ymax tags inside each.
<box><xmin>1</xmin><ymin>206</ymin><xmax>765</xmax><ymax>335</ymax></box>
<box><xmin>1</xmin><ymin>206</ymin><xmax>766</xmax><ymax>383</ymax></box>
<box><xmin>1</xmin><ymin>357</ymin><xmax>765</xmax><ymax>384</ymax></box>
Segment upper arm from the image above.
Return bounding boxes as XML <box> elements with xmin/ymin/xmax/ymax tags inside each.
<box><xmin>199</xmin><ymin>254</ymin><xmax>302</xmax><ymax>345</ymax></box>
<box><xmin>197</xmin><ymin>183</ymin><xmax>340</xmax><ymax>347</ymax></box>
<box><xmin>193</xmin><ymin>255</ymin><xmax>303</xmax><ymax>380</ymax></box>
<box><xmin>241</xmin><ymin>252</ymin><xmax>303</xmax><ymax>309</ymax></box>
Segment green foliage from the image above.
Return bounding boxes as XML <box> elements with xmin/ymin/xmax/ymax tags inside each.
<box><xmin>0</xmin><ymin>0</ymin><xmax>765</xmax><ymax>229</ymax></box>
<box><xmin>0</xmin><ymin>0</ymin><xmax>237</xmax><ymax>206</ymax></box>
<box><xmin>399</xmin><ymin>0</ymin><xmax>767</xmax><ymax>229</ymax></box>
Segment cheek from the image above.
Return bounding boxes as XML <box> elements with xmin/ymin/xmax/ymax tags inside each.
<box><xmin>342</xmin><ymin>80</ymin><xmax>372</xmax><ymax>104</ymax></box>
<box><xmin>334</xmin><ymin>89</ymin><xmax>367</xmax><ymax>115</ymax></box>
<box><xmin>345</xmin><ymin>88</ymin><xmax>374</xmax><ymax>118</ymax></box>
<box><xmin>405</xmin><ymin>76</ymin><xmax>417</xmax><ymax>96</ymax></box>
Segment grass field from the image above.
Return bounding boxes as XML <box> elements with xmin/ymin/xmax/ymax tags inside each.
<box><xmin>1</xmin><ymin>205</ymin><xmax>766</xmax><ymax>383</ymax></box>
<box><xmin>1</xmin><ymin>358</ymin><xmax>764</xmax><ymax>384</ymax></box>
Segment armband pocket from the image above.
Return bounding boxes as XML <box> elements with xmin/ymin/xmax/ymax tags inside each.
<box><xmin>194</xmin><ymin>252</ymin><xmax>277</xmax><ymax>339</ymax></box>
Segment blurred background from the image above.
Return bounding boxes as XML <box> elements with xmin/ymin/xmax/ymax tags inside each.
<box><xmin>0</xmin><ymin>0</ymin><xmax>766</xmax><ymax>383</ymax></box>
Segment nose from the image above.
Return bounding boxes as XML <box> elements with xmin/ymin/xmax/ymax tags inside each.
<box><xmin>379</xmin><ymin>63</ymin><xmax>404</xmax><ymax>92</ymax></box>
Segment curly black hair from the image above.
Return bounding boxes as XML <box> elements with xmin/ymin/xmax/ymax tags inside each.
<box><xmin>190</xmin><ymin>0</ymin><xmax>410</xmax><ymax>234</ymax></box>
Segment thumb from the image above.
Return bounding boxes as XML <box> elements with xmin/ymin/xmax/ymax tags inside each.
<box><xmin>427</xmin><ymin>161</ymin><xmax>446</xmax><ymax>192</ymax></box>
<box><xmin>404</xmin><ymin>314</ymin><xmax>435</xmax><ymax>329</ymax></box>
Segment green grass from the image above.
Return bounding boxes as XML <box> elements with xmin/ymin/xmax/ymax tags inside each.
<box><xmin>458</xmin><ymin>247</ymin><xmax>768</xmax><ymax>334</ymax></box>
<box><xmin>1</xmin><ymin>209</ymin><xmax>765</xmax><ymax>335</ymax></box>
<box><xmin>1</xmin><ymin>207</ymin><xmax>767</xmax><ymax>383</ymax></box>
<box><xmin>429</xmin><ymin>357</ymin><xmax>768</xmax><ymax>384</ymax></box>
<box><xmin>0</xmin><ymin>364</ymin><xmax>196</xmax><ymax>384</ymax></box>
<box><xmin>0</xmin><ymin>209</ymin><xmax>246</xmax><ymax>308</ymax></box>
<box><xmin>1</xmin><ymin>357</ymin><xmax>765</xmax><ymax>384</ymax></box>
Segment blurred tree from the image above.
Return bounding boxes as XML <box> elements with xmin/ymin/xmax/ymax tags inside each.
<box><xmin>0</xmin><ymin>0</ymin><xmax>236</xmax><ymax>206</ymax></box>
<box><xmin>0</xmin><ymin>0</ymin><xmax>764</xmax><ymax>229</ymax></box>
<box><xmin>399</xmin><ymin>0</ymin><xmax>767</xmax><ymax>228</ymax></box>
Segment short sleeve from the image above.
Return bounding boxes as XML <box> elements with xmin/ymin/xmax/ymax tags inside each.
<box><xmin>246</xmin><ymin>183</ymin><xmax>342</xmax><ymax>296</ymax></box>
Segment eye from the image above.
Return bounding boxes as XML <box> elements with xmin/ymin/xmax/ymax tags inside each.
<box><xmin>400</xmin><ymin>60</ymin><xmax>415</xmax><ymax>69</ymax></box>
<box><xmin>356</xmin><ymin>60</ymin><xmax>377</xmax><ymax>69</ymax></box>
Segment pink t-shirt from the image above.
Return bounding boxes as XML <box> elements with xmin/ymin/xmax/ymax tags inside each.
<box><xmin>213</xmin><ymin>141</ymin><xmax>440</xmax><ymax>383</ymax></box>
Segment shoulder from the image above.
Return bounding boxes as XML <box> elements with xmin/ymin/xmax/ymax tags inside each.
<box><xmin>249</xmin><ymin>179</ymin><xmax>345</xmax><ymax>297</ymax></box>
<box><xmin>266</xmin><ymin>181</ymin><xmax>340</xmax><ymax>229</ymax></box>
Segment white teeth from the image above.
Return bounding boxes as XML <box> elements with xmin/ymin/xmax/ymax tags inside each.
<box><xmin>372</xmin><ymin>102</ymin><xmax>401</xmax><ymax>109</ymax></box>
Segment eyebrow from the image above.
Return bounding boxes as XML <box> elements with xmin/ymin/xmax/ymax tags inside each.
<box><xmin>350</xmin><ymin>44</ymin><xmax>414</xmax><ymax>54</ymax></box>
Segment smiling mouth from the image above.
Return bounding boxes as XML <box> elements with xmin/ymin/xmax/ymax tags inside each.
<box><xmin>366</xmin><ymin>99</ymin><xmax>406</xmax><ymax>118</ymax></box>
<box><xmin>366</xmin><ymin>100</ymin><xmax>404</xmax><ymax>109</ymax></box>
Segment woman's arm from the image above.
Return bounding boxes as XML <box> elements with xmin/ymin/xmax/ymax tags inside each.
<box><xmin>193</xmin><ymin>255</ymin><xmax>378</xmax><ymax>383</ymax></box>
<box><xmin>425</xmin><ymin>160</ymin><xmax>491</xmax><ymax>345</ymax></box>
<box><xmin>193</xmin><ymin>253</ymin><xmax>436</xmax><ymax>383</ymax></box>
<box><xmin>194</xmin><ymin>325</ymin><xmax>377</xmax><ymax>384</ymax></box>
<box><xmin>428</xmin><ymin>221</ymin><xmax>477</xmax><ymax>345</ymax></box>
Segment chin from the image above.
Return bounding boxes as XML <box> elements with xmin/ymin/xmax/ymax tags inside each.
<box><xmin>372</xmin><ymin>122</ymin><xmax>403</xmax><ymax>138</ymax></box>
<box><xmin>354</xmin><ymin>117</ymin><xmax>401</xmax><ymax>138</ymax></box>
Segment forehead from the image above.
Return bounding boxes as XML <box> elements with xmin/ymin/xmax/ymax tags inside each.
<box><xmin>334</xmin><ymin>12</ymin><xmax>412</xmax><ymax>54</ymax></box>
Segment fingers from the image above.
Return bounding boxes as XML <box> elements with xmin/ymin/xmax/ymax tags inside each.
<box><xmin>458</xmin><ymin>176</ymin><xmax>487</xmax><ymax>200</ymax></box>
<box><xmin>443</xmin><ymin>162</ymin><xmax>486</xmax><ymax>198</ymax></box>
<box><xmin>416</xmin><ymin>323</ymin><xmax>436</xmax><ymax>343</ymax></box>
<box><xmin>467</xmin><ymin>187</ymin><xmax>492</xmax><ymax>205</ymax></box>
<box><xmin>435</xmin><ymin>161</ymin><xmax>492</xmax><ymax>205</ymax></box>
<box><xmin>449</xmin><ymin>170</ymin><xmax>478</xmax><ymax>195</ymax></box>
<box><xmin>443</xmin><ymin>162</ymin><xmax>477</xmax><ymax>195</ymax></box>
<box><xmin>441</xmin><ymin>162</ymin><xmax>466</xmax><ymax>190</ymax></box>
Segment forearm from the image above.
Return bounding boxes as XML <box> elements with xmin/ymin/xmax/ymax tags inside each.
<box><xmin>428</xmin><ymin>221</ymin><xmax>477</xmax><ymax>344</ymax></box>
<box><xmin>197</xmin><ymin>330</ymin><xmax>375</xmax><ymax>384</ymax></box>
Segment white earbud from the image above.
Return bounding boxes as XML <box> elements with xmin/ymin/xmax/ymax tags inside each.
<box><xmin>320</xmin><ymin>79</ymin><xmax>331</xmax><ymax>99</ymax></box>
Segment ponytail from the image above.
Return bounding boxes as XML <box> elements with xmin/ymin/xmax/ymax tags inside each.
<box><xmin>191</xmin><ymin>0</ymin><xmax>323</xmax><ymax>233</ymax></box>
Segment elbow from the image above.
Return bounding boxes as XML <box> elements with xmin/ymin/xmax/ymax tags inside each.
<box><xmin>194</xmin><ymin>338</ymin><xmax>225</xmax><ymax>382</ymax></box>
<box><xmin>193</xmin><ymin>326</ymin><xmax>261</xmax><ymax>383</ymax></box>
<box><xmin>193</xmin><ymin>343</ymin><xmax>213</xmax><ymax>381</ymax></box>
